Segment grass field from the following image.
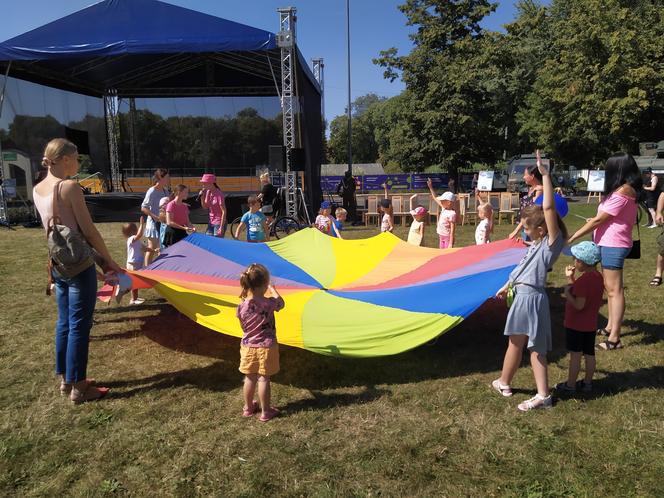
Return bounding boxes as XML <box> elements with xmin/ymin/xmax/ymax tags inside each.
<box><xmin>1</xmin><ymin>200</ymin><xmax>663</xmax><ymax>497</ymax></box>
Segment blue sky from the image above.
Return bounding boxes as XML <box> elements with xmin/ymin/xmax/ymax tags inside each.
<box><xmin>2</xmin><ymin>1</ymin><xmax>535</xmax><ymax>124</ymax></box>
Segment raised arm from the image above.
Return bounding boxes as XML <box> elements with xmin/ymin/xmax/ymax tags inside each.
<box><xmin>409</xmin><ymin>193</ymin><xmax>418</xmax><ymax>211</ymax></box>
<box><xmin>427</xmin><ymin>178</ymin><xmax>444</xmax><ymax>208</ymax></box>
<box><xmin>135</xmin><ymin>216</ymin><xmax>146</xmax><ymax>240</ymax></box>
<box><xmin>382</xmin><ymin>183</ymin><xmax>389</xmax><ymax>199</ymax></box>
<box><xmin>537</xmin><ymin>150</ymin><xmax>561</xmax><ymax>245</ymax></box>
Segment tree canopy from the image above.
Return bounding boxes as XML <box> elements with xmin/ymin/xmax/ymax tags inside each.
<box><xmin>327</xmin><ymin>0</ymin><xmax>664</xmax><ymax>173</ymax></box>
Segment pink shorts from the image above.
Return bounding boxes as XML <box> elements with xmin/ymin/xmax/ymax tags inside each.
<box><xmin>439</xmin><ymin>235</ymin><xmax>451</xmax><ymax>249</ymax></box>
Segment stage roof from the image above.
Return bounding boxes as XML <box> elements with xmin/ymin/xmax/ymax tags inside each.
<box><xmin>0</xmin><ymin>0</ymin><xmax>319</xmax><ymax>97</ymax></box>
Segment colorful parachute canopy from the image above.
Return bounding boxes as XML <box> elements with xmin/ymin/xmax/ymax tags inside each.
<box><xmin>131</xmin><ymin>230</ymin><xmax>526</xmax><ymax>358</ymax></box>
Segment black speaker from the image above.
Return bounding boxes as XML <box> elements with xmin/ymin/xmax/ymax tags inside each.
<box><xmin>268</xmin><ymin>145</ymin><xmax>286</xmax><ymax>172</ymax></box>
<box><xmin>288</xmin><ymin>147</ymin><xmax>306</xmax><ymax>172</ymax></box>
<box><xmin>65</xmin><ymin>127</ymin><xmax>90</xmax><ymax>155</ymax></box>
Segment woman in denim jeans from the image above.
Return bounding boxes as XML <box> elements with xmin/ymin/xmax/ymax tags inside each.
<box><xmin>568</xmin><ymin>153</ymin><xmax>643</xmax><ymax>350</ymax></box>
<box><xmin>33</xmin><ymin>139</ymin><xmax>122</xmax><ymax>404</ymax></box>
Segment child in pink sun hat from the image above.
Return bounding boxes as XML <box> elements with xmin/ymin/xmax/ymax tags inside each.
<box><xmin>408</xmin><ymin>205</ymin><xmax>427</xmax><ymax>246</ymax></box>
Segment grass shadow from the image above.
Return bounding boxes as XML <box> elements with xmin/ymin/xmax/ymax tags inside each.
<box><xmin>280</xmin><ymin>386</ymin><xmax>391</xmax><ymax>414</ymax></box>
<box><xmin>122</xmin><ymin>292</ymin><xmax>578</xmax><ymax>392</ymax></box>
<box><xmin>103</xmin><ymin>361</ymin><xmax>238</xmax><ymax>399</ymax></box>
<box><xmin>621</xmin><ymin>318</ymin><xmax>664</xmax><ymax>345</ymax></box>
<box><xmin>554</xmin><ymin>365</ymin><xmax>664</xmax><ymax>403</ymax></box>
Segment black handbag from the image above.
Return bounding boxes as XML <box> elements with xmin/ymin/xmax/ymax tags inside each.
<box><xmin>625</xmin><ymin>211</ymin><xmax>640</xmax><ymax>260</ymax></box>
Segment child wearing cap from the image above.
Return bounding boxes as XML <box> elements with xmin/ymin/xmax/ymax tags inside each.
<box><xmin>315</xmin><ymin>201</ymin><xmax>339</xmax><ymax>236</ymax></box>
<box><xmin>427</xmin><ymin>178</ymin><xmax>457</xmax><ymax>248</ymax></box>
<box><xmin>556</xmin><ymin>241</ymin><xmax>605</xmax><ymax>393</ymax></box>
<box><xmin>408</xmin><ymin>205</ymin><xmax>427</xmax><ymax>246</ymax></box>
<box><xmin>199</xmin><ymin>173</ymin><xmax>227</xmax><ymax>238</ymax></box>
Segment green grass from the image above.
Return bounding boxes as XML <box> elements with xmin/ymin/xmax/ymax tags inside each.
<box><xmin>1</xmin><ymin>200</ymin><xmax>663</xmax><ymax>497</ymax></box>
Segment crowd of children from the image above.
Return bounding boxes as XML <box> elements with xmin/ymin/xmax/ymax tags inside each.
<box><xmin>119</xmin><ymin>163</ymin><xmax>611</xmax><ymax>418</ymax></box>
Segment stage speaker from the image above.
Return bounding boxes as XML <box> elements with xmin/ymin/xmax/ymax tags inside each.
<box><xmin>65</xmin><ymin>127</ymin><xmax>90</xmax><ymax>155</ymax></box>
<box><xmin>288</xmin><ymin>147</ymin><xmax>306</xmax><ymax>172</ymax></box>
<box><xmin>268</xmin><ymin>145</ymin><xmax>286</xmax><ymax>172</ymax></box>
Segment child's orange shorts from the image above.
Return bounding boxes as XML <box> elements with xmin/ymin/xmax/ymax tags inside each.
<box><xmin>239</xmin><ymin>345</ymin><xmax>279</xmax><ymax>377</ymax></box>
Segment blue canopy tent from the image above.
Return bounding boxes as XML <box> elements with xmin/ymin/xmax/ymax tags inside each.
<box><xmin>0</xmin><ymin>0</ymin><xmax>322</xmax><ymax>207</ymax></box>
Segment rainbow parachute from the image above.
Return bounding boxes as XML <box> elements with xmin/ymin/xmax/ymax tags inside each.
<box><xmin>132</xmin><ymin>230</ymin><xmax>526</xmax><ymax>357</ymax></box>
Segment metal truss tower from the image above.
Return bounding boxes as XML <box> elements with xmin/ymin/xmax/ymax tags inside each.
<box><xmin>277</xmin><ymin>7</ymin><xmax>298</xmax><ymax>217</ymax></box>
<box><xmin>0</xmin><ymin>63</ymin><xmax>12</xmax><ymax>226</ymax></box>
<box><xmin>104</xmin><ymin>90</ymin><xmax>122</xmax><ymax>192</ymax></box>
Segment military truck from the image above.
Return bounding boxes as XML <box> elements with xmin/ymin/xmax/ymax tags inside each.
<box><xmin>507</xmin><ymin>153</ymin><xmax>554</xmax><ymax>192</ymax></box>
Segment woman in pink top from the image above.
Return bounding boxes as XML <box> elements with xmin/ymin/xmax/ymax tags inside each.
<box><xmin>33</xmin><ymin>138</ymin><xmax>121</xmax><ymax>404</ymax></box>
<box><xmin>568</xmin><ymin>153</ymin><xmax>643</xmax><ymax>350</ymax></box>
<box><xmin>199</xmin><ymin>173</ymin><xmax>227</xmax><ymax>238</ymax></box>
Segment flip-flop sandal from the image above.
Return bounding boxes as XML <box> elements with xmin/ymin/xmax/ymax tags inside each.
<box><xmin>596</xmin><ymin>328</ymin><xmax>611</xmax><ymax>337</ymax></box>
<box><xmin>242</xmin><ymin>401</ymin><xmax>259</xmax><ymax>418</ymax></box>
<box><xmin>259</xmin><ymin>407</ymin><xmax>280</xmax><ymax>422</ymax></box>
<box><xmin>649</xmin><ymin>276</ymin><xmax>663</xmax><ymax>287</ymax></box>
<box><xmin>597</xmin><ymin>339</ymin><xmax>623</xmax><ymax>351</ymax></box>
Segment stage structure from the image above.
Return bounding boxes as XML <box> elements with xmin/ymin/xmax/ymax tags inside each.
<box><xmin>0</xmin><ymin>0</ymin><xmax>323</xmax><ymax>223</ymax></box>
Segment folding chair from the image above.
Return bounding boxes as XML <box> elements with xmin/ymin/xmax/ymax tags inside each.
<box><xmin>364</xmin><ymin>195</ymin><xmax>379</xmax><ymax>226</ymax></box>
<box><xmin>498</xmin><ymin>192</ymin><xmax>515</xmax><ymax>225</ymax></box>
<box><xmin>391</xmin><ymin>195</ymin><xmax>404</xmax><ymax>226</ymax></box>
<box><xmin>429</xmin><ymin>197</ymin><xmax>441</xmax><ymax>224</ymax></box>
<box><xmin>488</xmin><ymin>193</ymin><xmax>501</xmax><ymax>223</ymax></box>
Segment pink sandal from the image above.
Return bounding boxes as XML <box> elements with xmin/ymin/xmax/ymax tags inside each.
<box><xmin>60</xmin><ymin>378</ymin><xmax>96</xmax><ymax>396</ymax></box>
<box><xmin>259</xmin><ymin>407</ymin><xmax>280</xmax><ymax>422</ymax></box>
<box><xmin>70</xmin><ymin>382</ymin><xmax>109</xmax><ymax>405</ymax></box>
<box><xmin>242</xmin><ymin>401</ymin><xmax>259</xmax><ymax>417</ymax></box>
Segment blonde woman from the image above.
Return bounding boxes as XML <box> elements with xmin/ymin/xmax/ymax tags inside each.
<box><xmin>33</xmin><ymin>138</ymin><xmax>121</xmax><ymax>404</ymax></box>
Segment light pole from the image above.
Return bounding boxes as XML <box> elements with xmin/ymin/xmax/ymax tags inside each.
<box><xmin>346</xmin><ymin>0</ymin><xmax>352</xmax><ymax>175</ymax></box>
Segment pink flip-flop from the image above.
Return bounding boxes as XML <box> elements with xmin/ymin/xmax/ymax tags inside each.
<box><xmin>242</xmin><ymin>401</ymin><xmax>259</xmax><ymax>417</ymax></box>
<box><xmin>259</xmin><ymin>407</ymin><xmax>280</xmax><ymax>422</ymax></box>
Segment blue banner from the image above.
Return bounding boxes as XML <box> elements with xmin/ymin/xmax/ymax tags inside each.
<box><xmin>320</xmin><ymin>176</ymin><xmax>344</xmax><ymax>192</ymax></box>
<box><xmin>320</xmin><ymin>173</ymin><xmax>450</xmax><ymax>192</ymax></box>
<box><xmin>362</xmin><ymin>174</ymin><xmax>412</xmax><ymax>191</ymax></box>
<box><xmin>411</xmin><ymin>173</ymin><xmax>448</xmax><ymax>190</ymax></box>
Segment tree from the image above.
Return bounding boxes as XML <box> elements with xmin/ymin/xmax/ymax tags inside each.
<box><xmin>517</xmin><ymin>0</ymin><xmax>664</xmax><ymax>166</ymax></box>
<box><xmin>374</xmin><ymin>0</ymin><xmax>505</xmax><ymax>177</ymax></box>
<box><xmin>326</xmin><ymin>94</ymin><xmax>385</xmax><ymax>164</ymax></box>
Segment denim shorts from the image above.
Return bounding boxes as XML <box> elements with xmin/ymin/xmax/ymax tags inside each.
<box><xmin>600</xmin><ymin>245</ymin><xmax>630</xmax><ymax>270</ymax></box>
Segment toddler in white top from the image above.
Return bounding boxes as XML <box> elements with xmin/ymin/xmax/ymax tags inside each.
<box><xmin>427</xmin><ymin>178</ymin><xmax>457</xmax><ymax>248</ymax></box>
<box><xmin>475</xmin><ymin>203</ymin><xmax>494</xmax><ymax>244</ymax></box>
<box><xmin>122</xmin><ymin>217</ymin><xmax>153</xmax><ymax>304</ymax></box>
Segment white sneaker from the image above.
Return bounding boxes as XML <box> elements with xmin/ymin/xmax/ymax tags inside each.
<box><xmin>129</xmin><ymin>298</ymin><xmax>145</xmax><ymax>305</ymax></box>
<box><xmin>517</xmin><ymin>394</ymin><xmax>553</xmax><ymax>411</ymax></box>
<box><xmin>648</xmin><ymin>224</ymin><xmax>658</xmax><ymax>228</ymax></box>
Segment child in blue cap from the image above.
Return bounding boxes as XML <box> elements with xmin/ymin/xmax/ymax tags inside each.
<box><xmin>556</xmin><ymin>241</ymin><xmax>605</xmax><ymax>393</ymax></box>
<box><xmin>315</xmin><ymin>201</ymin><xmax>340</xmax><ymax>236</ymax></box>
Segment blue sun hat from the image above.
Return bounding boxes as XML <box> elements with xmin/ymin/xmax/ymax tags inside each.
<box><xmin>320</xmin><ymin>200</ymin><xmax>331</xmax><ymax>210</ymax></box>
<box><xmin>566</xmin><ymin>241</ymin><xmax>601</xmax><ymax>265</ymax></box>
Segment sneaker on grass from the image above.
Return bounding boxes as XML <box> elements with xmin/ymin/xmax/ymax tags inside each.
<box><xmin>554</xmin><ymin>382</ymin><xmax>576</xmax><ymax>393</ymax></box>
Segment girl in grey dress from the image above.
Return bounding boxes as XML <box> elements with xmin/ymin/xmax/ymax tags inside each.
<box><xmin>493</xmin><ymin>151</ymin><xmax>568</xmax><ymax>411</ymax></box>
